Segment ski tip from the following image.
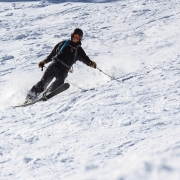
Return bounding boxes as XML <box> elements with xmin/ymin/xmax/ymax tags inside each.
<box><xmin>65</xmin><ymin>82</ymin><xmax>70</xmax><ymax>87</ymax></box>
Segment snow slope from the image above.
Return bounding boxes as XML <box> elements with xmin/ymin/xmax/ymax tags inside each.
<box><xmin>1</xmin><ymin>0</ymin><xmax>180</xmax><ymax>179</ymax></box>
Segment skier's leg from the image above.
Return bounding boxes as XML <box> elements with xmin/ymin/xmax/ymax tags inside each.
<box><xmin>25</xmin><ymin>63</ymin><xmax>56</xmax><ymax>100</ymax></box>
<box><xmin>44</xmin><ymin>70</ymin><xmax>68</xmax><ymax>94</ymax></box>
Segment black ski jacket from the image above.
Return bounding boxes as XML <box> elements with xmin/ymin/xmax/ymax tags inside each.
<box><xmin>44</xmin><ymin>40</ymin><xmax>92</xmax><ymax>71</ymax></box>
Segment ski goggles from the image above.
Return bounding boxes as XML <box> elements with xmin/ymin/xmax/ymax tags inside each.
<box><xmin>73</xmin><ymin>34</ymin><xmax>82</xmax><ymax>40</ymax></box>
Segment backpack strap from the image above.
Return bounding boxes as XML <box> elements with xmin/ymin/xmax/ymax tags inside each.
<box><xmin>56</xmin><ymin>39</ymin><xmax>80</xmax><ymax>73</ymax></box>
<box><xmin>59</xmin><ymin>39</ymin><xmax>70</xmax><ymax>54</ymax></box>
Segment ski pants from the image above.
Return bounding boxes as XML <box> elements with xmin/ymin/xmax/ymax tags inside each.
<box><xmin>26</xmin><ymin>62</ymin><xmax>68</xmax><ymax>100</ymax></box>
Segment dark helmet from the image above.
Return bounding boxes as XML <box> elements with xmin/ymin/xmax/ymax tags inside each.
<box><xmin>71</xmin><ymin>28</ymin><xmax>83</xmax><ymax>38</ymax></box>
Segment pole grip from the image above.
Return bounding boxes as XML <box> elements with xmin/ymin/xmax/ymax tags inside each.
<box><xmin>41</xmin><ymin>66</ymin><xmax>46</xmax><ymax>71</ymax></box>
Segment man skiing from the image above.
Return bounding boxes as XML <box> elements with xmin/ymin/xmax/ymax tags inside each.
<box><xmin>25</xmin><ymin>28</ymin><xmax>97</xmax><ymax>103</ymax></box>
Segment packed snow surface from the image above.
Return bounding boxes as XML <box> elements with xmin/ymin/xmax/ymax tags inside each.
<box><xmin>1</xmin><ymin>0</ymin><xmax>180</xmax><ymax>179</ymax></box>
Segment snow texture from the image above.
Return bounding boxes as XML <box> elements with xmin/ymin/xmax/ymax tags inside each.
<box><xmin>1</xmin><ymin>0</ymin><xmax>180</xmax><ymax>179</ymax></box>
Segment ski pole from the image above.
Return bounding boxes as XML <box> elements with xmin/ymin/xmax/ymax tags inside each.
<box><xmin>66</xmin><ymin>80</ymin><xmax>85</xmax><ymax>91</ymax></box>
<box><xmin>41</xmin><ymin>66</ymin><xmax>46</xmax><ymax>71</ymax></box>
<box><xmin>96</xmin><ymin>67</ymin><xmax>117</xmax><ymax>81</ymax></box>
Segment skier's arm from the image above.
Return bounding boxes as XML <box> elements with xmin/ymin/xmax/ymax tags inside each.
<box><xmin>77</xmin><ymin>47</ymin><xmax>96</xmax><ymax>67</ymax></box>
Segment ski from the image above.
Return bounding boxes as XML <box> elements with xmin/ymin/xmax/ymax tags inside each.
<box><xmin>14</xmin><ymin>83</ymin><xmax>70</xmax><ymax>107</ymax></box>
<box><xmin>44</xmin><ymin>83</ymin><xmax>70</xmax><ymax>100</ymax></box>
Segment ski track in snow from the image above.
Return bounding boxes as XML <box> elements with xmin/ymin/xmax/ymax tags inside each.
<box><xmin>1</xmin><ymin>0</ymin><xmax>180</xmax><ymax>179</ymax></box>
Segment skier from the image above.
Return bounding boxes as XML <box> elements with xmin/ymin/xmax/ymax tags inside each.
<box><xmin>25</xmin><ymin>28</ymin><xmax>97</xmax><ymax>103</ymax></box>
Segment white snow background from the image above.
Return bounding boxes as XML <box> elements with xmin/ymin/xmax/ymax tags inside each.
<box><xmin>1</xmin><ymin>0</ymin><xmax>180</xmax><ymax>179</ymax></box>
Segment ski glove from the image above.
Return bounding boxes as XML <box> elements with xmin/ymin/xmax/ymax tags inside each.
<box><xmin>89</xmin><ymin>61</ymin><xmax>97</xmax><ymax>68</ymax></box>
<box><xmin>38</xmin><ymin>60</ymin><xmax>46</xmax><ymax>68</ymax></box>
